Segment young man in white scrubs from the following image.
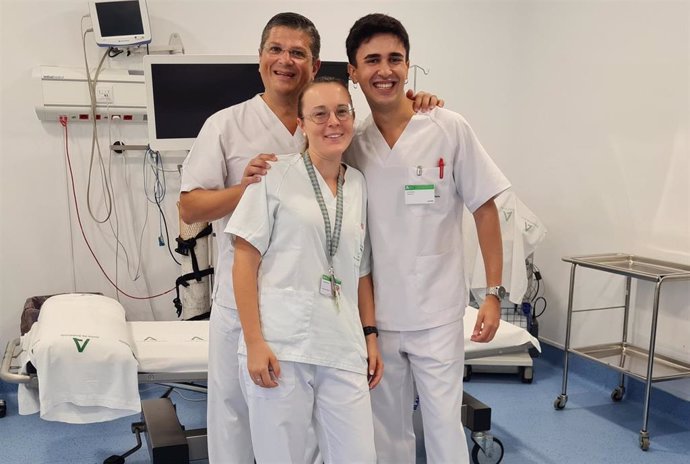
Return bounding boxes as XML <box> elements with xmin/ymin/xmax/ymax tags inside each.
<box><xmin>345</xmin><ymin>14</ymin><xmax>511</xmax><ymax>464</ymax></box>
<box><xmin>179</xmin><ymin>12</ymin><xmax>440</xmax><ymax>463</ymax></box>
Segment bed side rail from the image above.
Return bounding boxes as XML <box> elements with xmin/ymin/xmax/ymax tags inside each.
<box><xmin>1</xmin><ymin>338</ymin><xmax>32</xmax><ymax>384</ymax></box>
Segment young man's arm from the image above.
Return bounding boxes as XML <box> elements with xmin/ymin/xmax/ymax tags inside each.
<box><xmin>179</xmin><ymin>153</ymin><xmax>277</xmax><ymax>224</ymax></box>
<box><xmin>471</xmin><ymin>198</ymin><xmax>503</xmax><ymax>343</ymax></box>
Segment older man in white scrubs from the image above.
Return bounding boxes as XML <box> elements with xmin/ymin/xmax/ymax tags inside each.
<box><xmin>179</xmin><ymin>13</ymin><xmax>321</xmax><ymax>463</ymax></box>
<box><xmin>345</xmin><ymin>14</ymin><xmax>511</xmax><ymax>464</ymax></box>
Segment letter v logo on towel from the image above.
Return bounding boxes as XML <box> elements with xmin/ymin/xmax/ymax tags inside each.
<box><xmin>73</xmin><ymin>337</ymin><xmax>90</xmax><ymax>353</ymax></box>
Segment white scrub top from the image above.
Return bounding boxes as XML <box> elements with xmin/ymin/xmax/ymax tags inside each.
<box><xmin>226</xmin><ymin>154</ymin><xmax>372</xmax><ymax>375</ymax></box>
<box><xmin>345</xmin><ymin>107</ymin><xmax>511</xmax><ymax>331</ymax></box>
<box><xmin>180</xmin><ymin>95</ymin><xmax>304</xmax><ymax>310</ymax></box>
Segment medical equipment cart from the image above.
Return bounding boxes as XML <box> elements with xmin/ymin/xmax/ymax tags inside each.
<box><xmin>553</xmin><ymin>253</ymin><xmax>690</xmax><ymax>451</ymax></box>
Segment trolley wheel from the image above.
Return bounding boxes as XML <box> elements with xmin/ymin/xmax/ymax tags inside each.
<box><xmin>103</xmin><ymin>456</ymin><xmax>125</xmax><ymax>464</ymax></box>
<box><xmin>464</xmin><ymin>365</ymin><xmax>472</xmax><ymax>382</ymax></box>
<box><xmin>553</xmin><ymin>395</ymin><xmax>567</xmax><ymax>410</ymax></box>
<box><xmin>520</xmin><ymin>366</ymin><xmax>533</xmax><ymax>384</ymax></box>
<box><xmin>471</xmin><ymin>437</ymin><xmax>504</xmax><ymax>464</ymax></box>
<box><xmin>611</xmin><ymin>386</ymin><xmax>625</xmax><ymax>402</ymax></box>
<box><xmin>639</xmin><ymin>433</ymin><xmax>650</xmax><ymax>451</ymax></box>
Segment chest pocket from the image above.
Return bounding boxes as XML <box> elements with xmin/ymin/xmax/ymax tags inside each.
<box><xmin>405</xmin><ymin>167</ymin><xmax>452</xmax><ymax>216</ymax></box>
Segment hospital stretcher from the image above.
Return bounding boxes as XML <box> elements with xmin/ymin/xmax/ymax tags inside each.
<box><xmin>1</xmin><ymin>306</ymin><xmax>539</xmax><ymax>464</ymax></box>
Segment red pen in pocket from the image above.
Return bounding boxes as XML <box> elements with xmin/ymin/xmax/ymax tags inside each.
<box><xmin>438</xmin><ymin>157</ymin><xmax>445</xmax><ymax>179</ymax></box>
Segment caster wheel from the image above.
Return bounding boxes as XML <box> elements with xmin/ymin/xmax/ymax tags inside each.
<box><xmin>611</xmin><ymin>386</ymin><xmax>625</xmax><ymax>402</ymax></box>
<box><xmin>553</xmin><ymin>395</ymin><xmax>567</xmax><ymax>410</ymax></box>
<box><xmin>103</xmin><ymin>456</ymin><xmax>125</xmax><ymax>464</ymax></box>
<box><xmin>471</xmin><ymin>437</ymin><xmax>504</xmax><ymax>464</ymax></box>
<box><xmin>520</xmin><ymin>366</ymin><xmax>533</xmax><ymax>384</ymax></box>
<box><xmin>464</xmin><ymin>365</ymin><xmax>472</xmax><ymax>382</ymax></box>
<box><xmin>639</xmin><ymin>435</ymin><xmax>650</xmax><ymax>451</ymax></box>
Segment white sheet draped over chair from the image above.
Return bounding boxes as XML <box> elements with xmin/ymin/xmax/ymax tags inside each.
<box><xmin>18</xmin><ymin>294</ymin><xmax>140</xmax><ymax>423</ymax></box>
<box><xmin>463</xmin><ymin>190</ymin><xmax>547</xmax><ymax>304</ymax></box>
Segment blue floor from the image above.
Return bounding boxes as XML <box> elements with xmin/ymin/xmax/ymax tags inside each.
<box><xmin>0</xmin><ymin>384</ymin><xmax>208</xmax><ymax>464</ymax></box>
<box><xmin>1</xmin><ymin>344</ymin><xmax>688</xmax><ymax>463</ymax></box>
<box><xmin>463</xmin><ymin>344</ymin><xmax>690</xmax><ymax>464</ymax></box>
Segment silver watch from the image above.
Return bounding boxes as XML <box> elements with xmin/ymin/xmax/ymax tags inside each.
<box><xmin>486</xmin><ymin>285</ymin><xmax>506</xmax><ymax>300</ymax></box>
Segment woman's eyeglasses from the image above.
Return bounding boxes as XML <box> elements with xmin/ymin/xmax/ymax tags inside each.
<box><xmin>305</xmin><ymin>105</ymin><xmax>355</xmax><ymax>124</ymax></box>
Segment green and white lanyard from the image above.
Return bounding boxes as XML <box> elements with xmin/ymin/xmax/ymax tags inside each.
<box><xmin>302</xmin><ymin>151</ymin><xmax>344</xmax><ymax>308</ymax></box>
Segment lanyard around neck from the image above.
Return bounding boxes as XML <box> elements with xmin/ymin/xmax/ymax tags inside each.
<box><xmin>302</xmin><ymin>151</ymin><xmax>344</xmax><ymax>266</ymax></box>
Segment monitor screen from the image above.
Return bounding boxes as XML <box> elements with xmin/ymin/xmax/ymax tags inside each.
<box><xmin>144</xmin><ymin>55</ymin><xmax>349</xmax><ymax>151</ymax></box>
<box><xmin>151</xmin><ymin>63</ymin><xmax>263</xmax><ymax>140</ymax></box>
<box><xmin>89</xmin><ymin>0</ymin><xmax>151</xmax><ymax>47</ymax></box>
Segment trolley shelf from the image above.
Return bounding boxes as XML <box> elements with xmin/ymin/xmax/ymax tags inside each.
<box><xmin>571</xmin><ymin>343</ymin><xmax>690</xmax><ymax>382</ymax></box>
<box><xmin>563</xmin><ymin>253</ymin><xmax>690</xmax><ymax>282</ymax></box>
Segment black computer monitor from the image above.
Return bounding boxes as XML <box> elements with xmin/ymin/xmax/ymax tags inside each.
<box><xmin>144</xmin><ymin>55</ymin><xmax>349</xmax><ymax>151</ymax></box>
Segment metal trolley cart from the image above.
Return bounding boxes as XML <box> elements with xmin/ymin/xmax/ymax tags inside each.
<box><xmin>553</xmin><ymin>253</ymin><xmax>690</xmax><ymax>451</ymax></box>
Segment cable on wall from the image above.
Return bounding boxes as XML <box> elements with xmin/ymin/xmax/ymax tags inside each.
<box><xmin>143</xmin><ymin>148</ymin><xmax>181</xmax><ymax>266</ymax></box>
<box><xmin>60</xmin><ymin>117</ymin><xmax>174</xmax><ymax>300</ymax></box>
<box><xmin>81</xmin><ymin>17</ymin><xmax>114</xmax><ymax>224</ymax></box>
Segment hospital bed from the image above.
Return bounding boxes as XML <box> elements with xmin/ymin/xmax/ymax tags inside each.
<box><xmin>1</xmin><ymin>295</ymin><xmax>539</xmax><ymax>464</ymax></box>
<box><xmin>463</xmin><ymin>191</ymin><xmax>547</xmax><ymax>383</ymax></box>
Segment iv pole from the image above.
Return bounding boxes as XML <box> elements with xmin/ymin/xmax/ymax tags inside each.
<box><xmin>410</xmin><ymin>64</ymin><xmax>430</xmax><ymax>92</ymax></box>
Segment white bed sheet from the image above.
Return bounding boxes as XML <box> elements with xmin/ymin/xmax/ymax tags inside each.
<box><xmin>11</xmin><ymin>305</ymin><xmax>538</xmax><ymax>424</ymax></box>
<box><xmin>128</xmin><ymin>321</ymin><xmax>208</xmax><ymax>373</ymax></box>
<box><xmin>130</xmin><ymin>307</ymin><xmax>538</xmax><ymax>372</ymax></box>
<box><xmin>19</xmin><ymin>310</ymin><xmax>537</xmax><ymax>378</ymax></box>
<box><xmin>463</xmin><ymin>306</ymin><xmax>540</xmax><ymax>358</ymax></box>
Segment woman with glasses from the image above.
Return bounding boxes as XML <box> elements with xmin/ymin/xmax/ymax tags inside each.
<box><xmin>226</xmin><ymin>76</ymin><xmax>380</xmax><ymax>463</ymax></box>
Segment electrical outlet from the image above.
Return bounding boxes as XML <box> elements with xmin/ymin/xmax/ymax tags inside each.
<box><xmin>96</xmin><ymin>84</ymin><xmax>114</xmax><ymax>104</ymax></box>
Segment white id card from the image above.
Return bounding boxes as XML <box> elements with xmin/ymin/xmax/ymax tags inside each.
<box><xmin>404</xmin><ymin>184</ymin><xmax>435</xmax><ymax>205</ymax></box>
<box><xmin>320</xmin><ymin>274</ymin><xmax>342</xmax><ymax>297</ymax></box>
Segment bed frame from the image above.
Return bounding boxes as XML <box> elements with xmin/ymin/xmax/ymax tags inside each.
<box><xmin>2</xmin><ymin>336</ymin><xmax>505</xmax><ymax>464</ymax></box>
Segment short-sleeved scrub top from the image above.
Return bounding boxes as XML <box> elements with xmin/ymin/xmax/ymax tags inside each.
<box><xmin>226</xmin><ymin>154</ymin><xmax>372</xmax><ymax>375</ymax></box>
<box><xmin>346</xmin><ymin>107</ymin><xmax>511</xmax><ymax>332</ymax></box>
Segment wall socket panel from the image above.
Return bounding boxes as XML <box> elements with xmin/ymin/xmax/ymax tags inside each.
<box><xmin>96</xmin><ymin>84</ymin><xmax>114</xmax><ymax>104</ymax></box>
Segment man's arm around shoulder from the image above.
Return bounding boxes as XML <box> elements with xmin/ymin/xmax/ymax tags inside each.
<box><xmin>179</xmin><ymin>153</ymin><xmax>277</xmax><ymax>224</ymax></box>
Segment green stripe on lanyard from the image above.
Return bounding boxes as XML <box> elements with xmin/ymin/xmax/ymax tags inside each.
<box><xmin>302</xmin><ymin>152</ymin><xmax>344</xmax><ymax>271</ymax></box>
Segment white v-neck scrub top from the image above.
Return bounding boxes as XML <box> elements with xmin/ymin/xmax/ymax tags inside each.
<box><xmin>345</xmin><ymin>107</ymin><xmax>511</xmax><ymax>331</ymax></box>
<box><xmin>226</xmin><ymin>154</ymin><xmax>372</xmax><ymax>375</ymax></box>
<box><xmin>180</xmin><ymin>95</ymin><xmax>305</xmax><ymax>310</ymax></box>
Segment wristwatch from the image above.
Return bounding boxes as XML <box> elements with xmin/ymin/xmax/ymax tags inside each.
<box><xmin>486</xmin><ymin>285</ymin><xmax>506</xmax><ymax>301</ymax></box>
<box><xmin>363</xmin><ymin>326</ymin><xmax>379</xmax><ymax>337</ymax></box>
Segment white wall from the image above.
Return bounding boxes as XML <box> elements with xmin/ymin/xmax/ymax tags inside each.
<box><xmin>513</xmin><ymin>0</ymin><xmax>690</xmax><ymax>400</ymax></box>
<box><xmin>1</xmin><ymin>0</ymin><xmax>688</xmax><ymax>398</ymax></box>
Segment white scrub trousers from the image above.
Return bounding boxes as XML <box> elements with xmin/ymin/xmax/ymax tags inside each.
<box><xmin>207</xmin><ymin>304</ymin><xmax>254</xmax><ymax>463</ymax></box>
<box><xmin>371</xmin><ymin>318</ymin><xmax>469</xmax><ymax>464</ymax></box>
<box><xmin>239</xmin><ymin>357</ymin><xmax>376</xmax><ymax>464</ymax></box>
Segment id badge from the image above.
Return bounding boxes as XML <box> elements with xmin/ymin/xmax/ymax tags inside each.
<box><xmin>404</xmin><ymin>184</ymin><xmax>435</xmax><ymax>205</ymax></box>
<box><xmin>320</xmin><ymin>274</ymin><xmax>342</xmax><ymax>297</ymax></box>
